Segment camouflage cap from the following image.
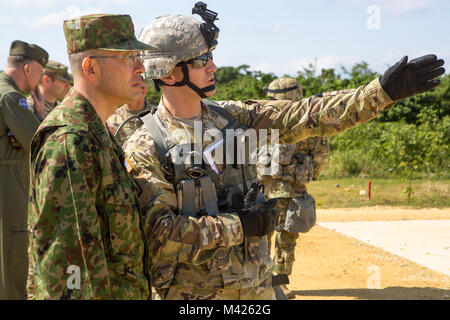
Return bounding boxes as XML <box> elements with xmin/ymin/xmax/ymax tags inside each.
<box><xmin>43</xmin><ymin>60</ymin><xmax>72</xmax><ymax>82</ymax></box>
<box><xmin>63</xmin><ymin>14</ymin><xmax>154</xmax><ymax>54</ymax></box>
<box><xmin>265</xmin><ymin>77</ymin><xmax>303</xmax><ymax>101</ymax></box>
<box><xmin>139</xmin><ymin>15</ymin><xmax>211</xmax><ymax>79</ymax></box>
<box><xmin>9</xmin><ymin>40</ymin><xmax>49</xmax><ymax>67</ymax></box>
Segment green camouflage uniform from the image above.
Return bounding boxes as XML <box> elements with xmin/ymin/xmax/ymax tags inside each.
<box><xmin>27</xmin><ymin>14</ymin><xmax>154</xmax><ymax>300</ymax></box>
<box><xmin>259</xmin><ymin>78</ymin><xmax>329</xmax><ymax>277</ymax></box>
<box><xmin>0</xmin><ymin>40</ymin><xmax>48</xmax><ymax>300</ymax></box>
<box><xmin>106</xmin><ymin>101</ymin><xmax>153</xmax><ymax>146</ymax></box>
<box><xmin>123</xmin><ymin>78</ymin><xmax>394</xmax><ymax>300</ymax></box>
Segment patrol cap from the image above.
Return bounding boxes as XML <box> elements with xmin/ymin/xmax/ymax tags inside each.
<box><xmin>63</xmin><ymin>14</ymin><xmax>154</xmax><ymax>54</ymax></box>
<box><xmin>9</xmin><ymin>40</ymin><xmax>49</xmax><ymax>67</ymax></box>
<box><xmin>43</xmin><ymin>60</ymin><xmax>72</xmax><ymax>82</ymax></box>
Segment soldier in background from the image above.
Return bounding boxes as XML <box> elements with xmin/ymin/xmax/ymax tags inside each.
<box><xmin>27</xmin><ymin>60</ymin><xmax>71</xmax><ymax>121</ymax></box>
<box><xmin>0</xmin><ymin>40</ymin><xmax>48</xmax><ymax>300</ymax></box>
<box><xmin>107</xmin><ymin>79</ymin><xmax>152</xmax><ymax>145</ymax></box>
<box><xmin>27</xmin><ymin>14</ymin><xmax>154</xmax><ymax>299</ymax></box>
<box><xmin>260</xmin><ymin>77</ymin><xmax>329</xmax><ymax>299</ymax></box>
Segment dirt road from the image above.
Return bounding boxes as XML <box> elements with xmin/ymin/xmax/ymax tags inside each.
<box><xmin>286</xmin><ymin>207</ymin><xmax>450</xmax><ymax>300</ymax></box>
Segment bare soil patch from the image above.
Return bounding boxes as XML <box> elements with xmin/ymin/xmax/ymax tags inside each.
<box><xmin>285</xmin><ymin>207</ymin><xmax>450</xmax><ymax>300</ymax></box>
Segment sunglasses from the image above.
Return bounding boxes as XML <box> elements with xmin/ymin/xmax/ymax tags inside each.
<box><xmin>177</xmin><ymin>52</ymin><xmax>213</xmax><ymax>69</ymax></box>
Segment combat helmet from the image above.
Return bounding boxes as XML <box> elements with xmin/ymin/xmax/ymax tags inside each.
<box><xmin>139</xmin><ymin>2</ymin><xmax>219</xmax><ymax>98</ymax></box>
<box><xmin>264</xmin><ymin>77</ymin><xmax>303</xmax><ymax>101</ymax></box>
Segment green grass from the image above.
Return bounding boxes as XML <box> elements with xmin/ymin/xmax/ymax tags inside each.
<box><xmin>307</xmin><ymin>178</ymin><xmax>450</xmax><ymax>209</ymax></box>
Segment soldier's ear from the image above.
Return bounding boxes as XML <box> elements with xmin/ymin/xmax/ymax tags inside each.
<box><xmin>81</xmin><ymin>57</ymin><xmax>96</xmax><ymax>80</ymax></box>
<box><xmin>42</xmin><ymin>74</ymin><xmax>51</xmax><ymax>85</ymax></box>
<box><xmin>162</xmin><ymin>67</ymin><xmax>183</xmax><ymax>85</ymax></box>
<box><xmin>23</xmin><ymin>63</ymin><xmax>32</xmax><ymax>76</ymax></box>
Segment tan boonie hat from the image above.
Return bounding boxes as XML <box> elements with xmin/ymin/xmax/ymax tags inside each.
<box><xmin>63</xmin><ymin>14</ymin><xmax>154</xmax><ymax>54</ymax></box>
<box><xmin>9</xmin><ymin>40</ymin><xmax>49</xmax><ymax>67</ymax></box>
<box><xmin>43</xmin><ymin>60</ymin><xmax>72</xmax><ymax>82</ymax></box>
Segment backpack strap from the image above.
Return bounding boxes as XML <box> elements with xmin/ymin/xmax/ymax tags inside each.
<box><xmin>140</xmin><ymin>112</ymin><xmax>169</xmax><ymax>168</ymax></box>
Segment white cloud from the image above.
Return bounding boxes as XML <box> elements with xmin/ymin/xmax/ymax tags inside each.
<box><xmin>20</xmin><ymin>5</ymin><xmax>103</xmax><ymax>29</ymax></box>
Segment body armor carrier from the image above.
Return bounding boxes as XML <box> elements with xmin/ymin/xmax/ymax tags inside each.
<box><xmin>140</xmin><ymin>101</ymin><xmax>265</xmax><ymax>219</ymax></box>
<box><xmin>257</xmin><ymin>143</ymin><xmax>314</xmax><ymax>186</ymax></box>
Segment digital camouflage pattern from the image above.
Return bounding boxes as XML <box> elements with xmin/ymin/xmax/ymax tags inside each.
<box><xmin>27</xmin><ymin>88</ymin><xmax>150</xmax><ymax>299</ymax></box>
<box><xmin>63</xmin><ymin>14</ymin><xmax>154</xmax><ymax>54</ymax></box>
<box><xmin>106</xmin><ymin>101</ymin><xmax>153</xmax><ymax>146</ymax></box>
<box><xmin>0</xmin><ymin>72</ymin><xmax>40</xmax><ymax>300</ymax></box>
<box><xmin>139</xmin><ymin>15</ymin><xmax>211</xmax><ymax>79</ymax></box>
<box><xmin>122</xmin><ymin>78</ymin><xmax>393</xmax><ymax>299</ymax></box>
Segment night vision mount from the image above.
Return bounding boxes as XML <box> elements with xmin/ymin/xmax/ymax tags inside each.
<box><xmin>192</xmin><ymin>1</ymin><xmax>220</xmax><ymax>50</ymax></box>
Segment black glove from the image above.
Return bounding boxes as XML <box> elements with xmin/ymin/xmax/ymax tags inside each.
<box><xmin>379</xmin><ymin>54</ymin><xmax>445</xmax><ymax>101</ymax></box>
<box><xmin>238</xmin><ymin>183</ymin><xmax>279</xmax><ymax>237</ymax></box>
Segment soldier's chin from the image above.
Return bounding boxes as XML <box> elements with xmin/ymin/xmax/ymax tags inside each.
<box><xmin>204</xmin><ymin>85</ymin><xmax>216</xmax><ymax>97</ymax></box>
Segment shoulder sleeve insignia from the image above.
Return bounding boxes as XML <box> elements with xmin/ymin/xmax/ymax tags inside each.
<box><xmin>18</xmin><ymin>98</ymin><xmax>29</xmax><ymax>109</ymax></box>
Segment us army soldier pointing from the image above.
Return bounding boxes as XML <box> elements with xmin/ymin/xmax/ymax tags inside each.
<box><xmin>122</xmin><ymin>3</ymin><xmax>445</xmax><ymax>300</ymax></box>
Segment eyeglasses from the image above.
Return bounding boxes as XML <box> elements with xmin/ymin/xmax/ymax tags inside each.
<box><xmin>89</xmin><ymin>54</ymin><xmax>143</xmax><ymax>66</ymax></box>
<box><xmin>177</xmin><ymin>52</ymin><xmax>213</xmax><ymax>69</ymax></box>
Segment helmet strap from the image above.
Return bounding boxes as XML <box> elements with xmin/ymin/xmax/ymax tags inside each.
<box><xmin>156</xmin><ymin>63</ymin><xmax>215</xmax><ymax>99</ymax></box>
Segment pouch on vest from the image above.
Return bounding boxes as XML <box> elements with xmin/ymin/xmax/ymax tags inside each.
<box><xmin>284</xmin><ymin>193</ymin><xmax>316</xmax><ymax>233</ymax></box>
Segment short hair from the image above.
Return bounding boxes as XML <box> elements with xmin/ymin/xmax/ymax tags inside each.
<box><xmin>68</xmin><ymin>49</ymin><xmax>98</xmax><ymax>77</ymax></box>
<box><xmin>7</xmin><ymin>55</ymin><xmax>33</xmax><ymax>68</ymax></box>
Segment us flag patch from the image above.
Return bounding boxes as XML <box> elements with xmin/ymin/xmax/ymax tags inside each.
<box><xmin>124</xmin><ymin>158</ymin><xmax>133</xmax><ymax>173</ymax></box>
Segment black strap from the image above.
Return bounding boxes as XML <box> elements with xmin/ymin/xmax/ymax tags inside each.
<box><xmin>265</xmin><ymin>84</ymin><xmax>299</xmax><ymax>94</ymax></box>
<box><xmin>272</xmin><ymin>274</ymin><xmax>290</xmax><ymax>286</ymax></box>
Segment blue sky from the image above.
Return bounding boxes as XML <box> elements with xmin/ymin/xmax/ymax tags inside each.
<box><xmin>0</xmin><ymin>0</ymin><xmax>449</xmax><ymax>77</ymax></box>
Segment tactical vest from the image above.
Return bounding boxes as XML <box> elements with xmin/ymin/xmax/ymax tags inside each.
<box><xmin>140</xmin><ymin>100</ymin><xmax>265</xmax><ymax>218</ymax></box>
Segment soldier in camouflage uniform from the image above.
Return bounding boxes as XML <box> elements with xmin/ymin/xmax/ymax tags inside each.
<box><xmin>259</xmin><ymin>77</ymin><xmax>330</xmax><ymax>299</ymax></box>
<box><xmin>27</xmin><ymin>14</ymin><xmax>155</xmax><ymax>299</ymax></box>
<box><xmin>120</xmin><ymin>6</ymin><xmax>444</xmax><ymax>300</ymax></box>
<box><xmin>26</xmin><ymin>60</ymin><xmax>71</xmax><ymax>122</ymax></box>
<box><xmin>107</xmin><ymin>79</ymin><xmax>153</xmax><ymax>146</ymax></box>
